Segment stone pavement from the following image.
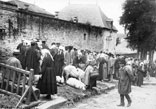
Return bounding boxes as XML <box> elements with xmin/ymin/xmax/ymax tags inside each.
<box><xmin>35</xmin><ymin>80</ymin><xmax>117</xmax><ymax>109</ymax></box>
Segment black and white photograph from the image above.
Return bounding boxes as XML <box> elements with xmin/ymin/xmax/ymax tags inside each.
<box><xmin>0</xmin><ymin>0</ymin><xmax>156</xmax><ymax>108</ymax></box>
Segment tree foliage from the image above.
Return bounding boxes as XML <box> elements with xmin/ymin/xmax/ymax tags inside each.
<box><xmin>120</xmin><ymin>0</ymin><xmax>156</xmax><ymax>52</ymax></box>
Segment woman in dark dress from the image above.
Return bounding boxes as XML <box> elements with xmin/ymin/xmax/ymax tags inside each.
<box><xmin>37</xmin><ymin>49</ymin><xmax>57</xmax><ymax>99</ymax></box>
<box><xmin>137</xmin><ymin>62</ymin><xmax>145</xmax><ymax>87</ymax></box>
<box><xmin>98</xmin><ymin>57</ymin><xmax>107</xmax><ymax>81</ymax></box>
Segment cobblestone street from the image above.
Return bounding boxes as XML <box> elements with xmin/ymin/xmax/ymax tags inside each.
<box><xmin>61</xmin><ymin>78</ymin><xmax>156</xmax><ymax>109</ymax></box>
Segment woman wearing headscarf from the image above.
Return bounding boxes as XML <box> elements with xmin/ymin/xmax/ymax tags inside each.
<box><xmin>137</xmin><ymin>62</ymin><xmax>145</xmax><ymax>87</ymax></box>
<box><xmin>37</xmin><ymin>49</ymin><xmax>57</xmax><ymax>99</ymax></box>
<box><xmin>96</xmin><ymin>51</ymin><xmax>108</xmax><ymax>81</ymax></box>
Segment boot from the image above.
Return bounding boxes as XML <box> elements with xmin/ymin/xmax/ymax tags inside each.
<box><xmin>117</xmin><ymin>94</ymin><xmax>125</xmax><ymax>107</ymax></box>
<box><xmin>127</xmin><ymin>99</ymin><xmax>132</xmax><ymax>107</ymax></box>
<box><xmin>127</xmin><ymin>102</ymin><xmax>132</xmax><ymax>107</ymax></box>
<box><xmin>117</xmin><ymin>103</ymin><xmax>125</xmax><ymax>107</ymax></box>
<box><xmin>125</xmin><ymin>94</ymin><xmax>132</xmax><ymax>107</ymax></box>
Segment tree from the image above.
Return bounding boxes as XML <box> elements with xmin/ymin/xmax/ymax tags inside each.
<box><xmin>120</xmin><ymin>0</ymin><xmax>156</xmax><ymax>61</ymax></box>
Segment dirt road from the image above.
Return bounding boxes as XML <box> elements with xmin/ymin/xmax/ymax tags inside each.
<box><xmin>61</xmin><ymin>77</ymin><xmax>156</xmax><ymax>109</ymax></box>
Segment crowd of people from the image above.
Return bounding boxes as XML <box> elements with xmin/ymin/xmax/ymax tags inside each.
<box><xmin>5</xmin><ymin>38</ymin><xmax>156</xmax><ymax>100</ymax></box>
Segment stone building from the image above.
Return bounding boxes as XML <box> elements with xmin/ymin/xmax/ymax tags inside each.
<box><xmin>58</xmin><ymin>4</ymin><xmax>118</xmax><ymax>52</ymax></box>
<box><xmin>0</xmin><ymin>0</ymin><xmax>117</xmax><ymax>52</ymax></box>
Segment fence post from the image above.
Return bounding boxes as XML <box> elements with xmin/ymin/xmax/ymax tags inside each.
<box><xmin>26</xmin><ymin>69</ymin><xmax>34</xmax><ymax>104</ymax></box>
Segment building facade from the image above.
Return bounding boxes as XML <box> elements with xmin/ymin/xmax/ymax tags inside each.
<box><xmin>0</xmin><ymin>0</ymin><xmax>117</xmax><ymax>52</ymax></box>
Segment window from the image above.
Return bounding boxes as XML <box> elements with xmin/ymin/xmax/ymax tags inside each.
<box><xmin>84</xmin><ymin>33</ymin><xmax>86</xmax><ymax>40</ymax></box>
<box><xmin>96</xmin><ymin>34</ymin><xmax>98</xmax><ymax>41</ymax></box>
<box><xmin>0</xmin><ymin>29</ymin><xmax>6</xmax><ymax>40</ymax></box>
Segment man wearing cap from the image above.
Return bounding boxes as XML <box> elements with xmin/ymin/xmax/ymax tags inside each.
<box><xmin>117</xmin><ymin>59</ymin><xmax>133</xmax><ymax>107</ymax></box>
<box><xmin>41</xmin><ymin>40</ymin><xmax>49</xmax><ymax>50</ymax></box>
<box><xmin>17</xmin><ymin>39</ymin><xmax>25</xmax><ymax>51</ymax></box>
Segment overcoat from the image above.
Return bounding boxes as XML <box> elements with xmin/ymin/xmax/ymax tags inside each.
<box><xmin>137</xmin><ymin>65</ymin><xmax>145</xmax><ymax>86</ymax></box>
<box><xmin>118</xmin><ymin>65</ymin><xmax>133</xmax><ymax>94</ymax></box>
<box><xmin>18</xmin><ymin>45</ymin><xmax>27</xmax><ymax>69</ymax></box>
<box><xmin>98</xmin><ymin>57</ymin><xmax>107</xmax><ymax>80</ymax></box>
<box><xmin>6</xmin><ymin>57</ymin><xmax>22</xmax><ymax>82</ymax></box>
<box><xmin>54</xmin><ymin>52</ymin><xmax>64</xmax><ymax>76</ymax></box>
<box><xmin>25</xmin><ymin>47</ymin><xmax>41</xmax><ymax>74</ymax></box>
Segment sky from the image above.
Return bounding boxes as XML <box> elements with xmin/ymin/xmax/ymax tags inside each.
<box><xmin>2</xmin><ymin>0</ymin><xmax>126</xmax><ymax>33</ymax></box>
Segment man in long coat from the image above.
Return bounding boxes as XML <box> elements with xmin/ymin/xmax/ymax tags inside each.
<box><xmin>54</xmin><ymin>48</ymin><xmax>64</xmax><ymax>76</ymax></box>
<box><xmin>17</xmin><ymin>39</ymin><xmax>27</xmax><ymax>69</ymax></box>
<box><xmin>118</xmin><ymin>60</ymin><xmax>133</xmax><ymax>107</ymax></box>
<box><xmin>25</xmin><ymin>42</ymin><xmax>41</xmax><ymax>75</ymax></box>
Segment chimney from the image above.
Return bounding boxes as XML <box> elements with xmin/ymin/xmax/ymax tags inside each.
<box><xmin>73</xmin><ymin>17</ymin><xmax>78</xmax><ymax>23</ymax></box>
<box><xmin>24</xmin><ymin>4</ymin><xmax>29</xmax><ymax>10</ymax></box>
<box><xmin>55</xmin><ymin>11</ymin><xmax>59</xmax><ymax>18</ymax></box>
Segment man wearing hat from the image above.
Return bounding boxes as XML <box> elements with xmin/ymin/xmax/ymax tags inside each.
<box><xmin>6</xmin><ymin>50</ymin><xmax>22</xmax><ymax>68</ymax></box>
<box><xmin>5</xmin><ymin>50</ymin><xmax>22</xmax><ymax>81</ymax></box>
<box><xmin>17</xmin><ymin>39</ymin><xmax>27</xmax><ymax>69</ymax></box>
<box><xmin>25</xmin><ymin>41</ymin><xmax>41</xmax><ymax>75</ymax></box>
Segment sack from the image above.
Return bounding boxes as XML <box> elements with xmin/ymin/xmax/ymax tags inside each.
<box><xmin>56</xmin><ymin>76</ymin><xmax>64</xmax><ymax>83</ymax></box>
<box><xmin>66</xmin><ymin>78</ymin><xmax>86</xmax><ymax>90</ymax></box>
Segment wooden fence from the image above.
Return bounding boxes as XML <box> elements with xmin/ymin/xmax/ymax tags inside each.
<box><xmin>0</xmin><ymin>63</ymin><xmax>38</xmax><ymax>108</ymax></box>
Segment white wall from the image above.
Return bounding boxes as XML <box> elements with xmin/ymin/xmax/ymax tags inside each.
<box><xmin>103</xmin><ymin>30</ymin><xmax>117</xmax><ymax>53</ymax></box>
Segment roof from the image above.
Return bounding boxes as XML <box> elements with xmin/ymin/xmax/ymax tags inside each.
<box><xmin>7</xmin><ymin>0</ymin><xmax>53</xmax><ymax>16</ymax></box>
<box><xmin>58</xmin><ymin>4</ymin><xmax>117</xmax><ymax>31</ymax></box>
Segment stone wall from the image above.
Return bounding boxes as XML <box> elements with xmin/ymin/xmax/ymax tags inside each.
<box><xmin>0</xmin><ymin>2</ymin><xmax>118</xmax><ymax>54</ymax></box>
<box><xmin>0</xmin><ymin>2</ymin><xmax>18</xmax><ymax>40</ymax></box>
<box><xmin>0</xmin><ymin>11</ymin><xmax>105</xmax><ymax>52</ymax></box>
<box><xmin>0</xmin><ymin>3</ymin><xmax>19</xmax><ymax>61</ymax></box>
<box><xmin>17</xmin><ymin>12</ymin><xmax>105</xmax><ymax>52</ymax></box>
